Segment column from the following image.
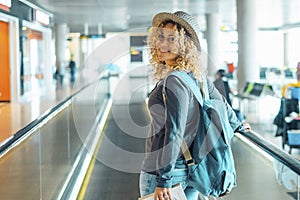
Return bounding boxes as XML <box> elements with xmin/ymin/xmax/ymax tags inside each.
<box><xmin>283</xmin><ymin>32</ymin><xmax>289</xmax><ymax>67</ymax></box>
<box><xmin>206</xmin><ymin>13</ymin><xmax>221</xmax><ymax>76</ymax></box>
<box><xmin>55</xmin><ymin>23</ymin><xmax>68</xmax><ymax>66</ymax></box>
<box><xmin>236</xmin><ymin>0</ymin><xmax>259</xmax><ymax>91</ymax></box>
<box><xmin>54</xmin><ymin>23</ymin><xmax>68</xmax><ymax>84</ymax></box>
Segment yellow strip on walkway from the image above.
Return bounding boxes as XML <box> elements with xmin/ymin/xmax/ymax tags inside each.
<box><xmin>76</xmin><ymin>118</ymin><xmax>109</xmax><ymax>200</ymax></box>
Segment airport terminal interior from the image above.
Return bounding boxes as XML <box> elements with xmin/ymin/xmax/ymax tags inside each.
<box><xmin>1</xmin><ymin>0</ymin><xmax>300</xmax><ymax>199</ymax></box>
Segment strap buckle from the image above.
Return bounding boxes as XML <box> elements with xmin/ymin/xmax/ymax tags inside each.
<box><xmin>186</xmin><ymin>159</ymin><xmax>195</xmax><ymax>166</ymax></box>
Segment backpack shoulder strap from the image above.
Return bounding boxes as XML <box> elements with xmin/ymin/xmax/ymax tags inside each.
<box><xmin>164</xmin><ymin>71</ymin><xmax>205</xmax><ymax>106</ymax></box>
<box><xmin>163</xmin><ymin>71</ymin><xmax>208</xmax><ymax>165</ymax></box>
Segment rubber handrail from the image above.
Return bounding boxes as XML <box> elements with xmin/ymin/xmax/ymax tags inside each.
<box><xmin>0</xmin><ymin>70</ymin><xmax>110</xmax><ymax>156</ymax></box>
<box><xmin>240</xmin><ymin>130</ymin><xmax>300</xmax><ymax>175</ymax></box>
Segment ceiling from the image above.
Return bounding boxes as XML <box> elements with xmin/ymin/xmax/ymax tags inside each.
<box><xmin>26</xmin><ymin>0</ymin><xmax>300</xmax><ymax>34</ymax></box>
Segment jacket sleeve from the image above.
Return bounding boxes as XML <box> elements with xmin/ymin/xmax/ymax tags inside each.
<box><xmin>157</xmin><ymin>75</ymin><xmax>190</xmax><ymax>188</ymax></box>
<box><xmin>206</xmin><ymin>78</ymin><xmax>242</xmax><ymax>131</ymax></box>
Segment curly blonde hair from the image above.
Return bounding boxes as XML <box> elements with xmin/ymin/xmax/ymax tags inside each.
<box><xmin>147</xmin><ymin>20</ymin><xmax>206</xmax><ymax>81</ymax></box>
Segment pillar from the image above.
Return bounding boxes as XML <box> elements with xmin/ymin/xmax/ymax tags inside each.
<box><xmin>206</xmin><ymin>13</ymin><xmax>221</xmax><ymax>76</ymax></box>
<box><xmin>283</xmin><ymin>32</ymin><xmax>289</xmax><ymax>67</ymax></box>
<box><xmin>98</xmin><ymin>23</ymin><xmax>102</xmax><ymax>35</ymax></box>
<box><xmin>55</xmin><ymin>23</ymin><xmax>68</xmax><ymax>70</ymax></box>
<box><xmin>84</xmin><ymin>23</ymin><xmax>89</xmax><ymax>35</ymax></box>
<box><xmin>236</xmin><ymin>0</ymin><xmax>259</xmax><ymax>91</ymax></box>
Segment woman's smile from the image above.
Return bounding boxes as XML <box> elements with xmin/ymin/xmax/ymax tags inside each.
<box><xmin>157</xmin><ymin>49</ymin><xmax>172</xmax><ymax>58</ymax></box>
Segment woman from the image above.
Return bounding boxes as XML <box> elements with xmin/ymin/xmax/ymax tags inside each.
<box><xmin>140</xmin><ymin>11</ymin><xmax>249</xmax><ymax>200</ymax></box>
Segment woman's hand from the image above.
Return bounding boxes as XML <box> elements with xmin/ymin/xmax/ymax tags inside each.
<box><xmin>154</xmin><ymin>187</ymin><xmax>173</xmax><ymax>200</ymax></box>
<box><xmin>242</xmin><ymin>122</ymin><xmax>251</xmax><ymax>132</ymax></box>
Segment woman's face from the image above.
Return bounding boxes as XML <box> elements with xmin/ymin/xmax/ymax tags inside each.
<box><xmin>155</xmin><ymin>23</ymin><xmax>179</xmax><ymax>66</ymax></box>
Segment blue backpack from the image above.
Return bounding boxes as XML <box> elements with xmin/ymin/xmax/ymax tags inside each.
<box><xmin>165</xmin><ymin>71</ymin><xmax>241</xmax><ymax>197</ymax></box>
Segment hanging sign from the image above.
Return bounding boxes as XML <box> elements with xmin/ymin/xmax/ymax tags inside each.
<box><xmin>35</xmin><ymin>9</ymin><xmax>50</xmax><ymax>26</ymax></box>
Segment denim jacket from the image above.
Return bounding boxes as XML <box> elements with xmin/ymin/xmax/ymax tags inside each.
<box><xmin>141</xmin><ymin>72</ymin><xmax>242</xmax><ymax>188</ymax></box>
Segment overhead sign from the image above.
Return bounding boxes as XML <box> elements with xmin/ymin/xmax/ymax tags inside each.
<box><xmin>35</xmin><ymin>9</ymin><xmax>50</xmax><ymax>25</ymax></box>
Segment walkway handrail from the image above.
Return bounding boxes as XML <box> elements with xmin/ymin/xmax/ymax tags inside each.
<box><xmin>0</xmin><ymin>96</ymin><xmax>72</xmax><ymax>157</ymax></box>
<box><xmin>0</xmin><ymin>70</ymin><xmax>110</xmax><ymax>157</ymax></box>
<box><xmin>239</xmin><ymin>130</ymin><xmax>300</xmax><ymax>176</ymax></box>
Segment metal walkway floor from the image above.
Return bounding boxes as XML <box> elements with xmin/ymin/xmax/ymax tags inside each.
<box><xmin>80</xmin><ymin>102</ymin><xmax>296</xmax><ymax>200</ymax></box>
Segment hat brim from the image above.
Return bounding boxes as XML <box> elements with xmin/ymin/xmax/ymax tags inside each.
<box><xmin>152</xmin><ymin>12</ymin><xmax>201</xmax><ymax>51</ymax></box>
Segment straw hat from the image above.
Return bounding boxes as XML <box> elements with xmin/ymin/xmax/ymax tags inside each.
<box><xmin>152</xmin><ymin>11</ymin><xmax>201</xmax><ymax>51</ymax></box>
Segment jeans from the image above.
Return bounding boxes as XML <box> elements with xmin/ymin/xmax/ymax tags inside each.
<box><xmin>139</xmin><ymin>169</ymin><xmax>207</xmax><ymax>200</ymax></box>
